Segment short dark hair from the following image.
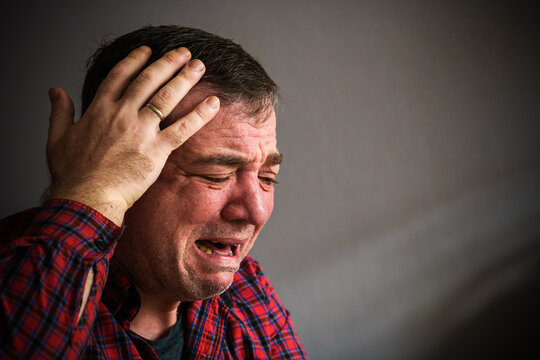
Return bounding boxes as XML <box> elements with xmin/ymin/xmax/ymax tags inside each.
<box><xmin>82</xmin><ymin>25</ymin><xmax>278</xmax><ymax>117</ymax></box>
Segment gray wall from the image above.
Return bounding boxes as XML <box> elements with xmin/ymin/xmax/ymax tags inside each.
<box><xmin>1</xmin><ymin>1</ymin><xmax>539</xmax><ymax>359</ymax></box>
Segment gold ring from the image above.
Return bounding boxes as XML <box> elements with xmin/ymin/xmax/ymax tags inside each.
<box><xmin>145</xmin><ymin>103</ymin><xmax>164</xmax><ymax>121</ymax></box>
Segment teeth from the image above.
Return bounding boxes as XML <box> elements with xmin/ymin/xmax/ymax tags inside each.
<box><xmin>197</xmin><ymin>243</ymin><xmax>213</xmax><ymax>255</ymax></box>
<box><xmin>196</xmin><ymin>241</ymin><xmax>235</xmax><ymax>256</ymax></box>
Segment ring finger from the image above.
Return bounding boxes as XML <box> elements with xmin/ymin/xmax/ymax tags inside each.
<box><xmin>140</xmin><ymin>59</ymin><xmax>206</xmax><ymax>122</ymax></box>
<box><xmin>122</xmin><ymin>47</ymin><xmax>191</xmax><ymax>109</ymax></box>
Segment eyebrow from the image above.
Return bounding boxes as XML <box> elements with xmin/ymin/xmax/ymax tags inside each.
<box><xmin>190</xmin><ymin>150</ymin><xmax>283</xmax><ymax>167</ymax></box>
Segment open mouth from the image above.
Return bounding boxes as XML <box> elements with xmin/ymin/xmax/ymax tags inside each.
<box><xmin>195</xmin><ymin>240</ymin><xmax>237</xmax><ymax>257</ymax></box>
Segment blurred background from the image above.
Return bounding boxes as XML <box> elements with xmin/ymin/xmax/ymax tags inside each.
<box><xmin>1</xmin><ymin>1</ymin><xmax>539</xmax><ymax>359</ymax></box>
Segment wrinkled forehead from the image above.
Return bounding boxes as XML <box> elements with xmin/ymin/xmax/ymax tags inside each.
<box><xmin>184</xmin><ymin>106</ymin><xmax>276</xmax><ymax>153</ymax></box>
<box><xmin>203</xmin><ymin>105</ymin><xmax>275</xmax><ymax>136</ymax></box>
<box><xmin>166</xmin><ymin>88</ymin><xmax>277</xmax><ymax>161</ymax></box>
<box><xmin>166</xmin><ymin>85</ymin><xmax>275</xmax><ymax>126</ymax></box>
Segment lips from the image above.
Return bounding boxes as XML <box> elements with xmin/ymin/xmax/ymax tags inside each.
<box><xmin>193</xmin><ymin>236</ymin><xmax>251</xmax><ymax>271</ymax></box>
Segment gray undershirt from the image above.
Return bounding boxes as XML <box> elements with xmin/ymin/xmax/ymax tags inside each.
<box><xmin>138</xmin><ymin>315</ymin><xmax>185</xmax><ymax>360</ymax></box>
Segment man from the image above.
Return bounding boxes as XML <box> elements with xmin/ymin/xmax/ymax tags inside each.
<box><xmin>0</xmin><ymin>25</ymin><xmax>306</xmax><ymax>359</ymax></box>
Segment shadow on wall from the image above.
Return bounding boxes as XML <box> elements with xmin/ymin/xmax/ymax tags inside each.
<box><xmin>420</xmin><ymin>238</ymin><xmax>540</xmax><ymax>360</ymax></box>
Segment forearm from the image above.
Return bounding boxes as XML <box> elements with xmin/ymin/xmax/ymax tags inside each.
<box><xmin>0</xmin><ymin>200</ymin><xmax>122</xmax><ymax>359</ymax></box>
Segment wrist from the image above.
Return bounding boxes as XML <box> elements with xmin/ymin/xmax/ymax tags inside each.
<box><xmin>49</xmin><ymin>185</ymin><xmax>129</xmax><ymax>226</ymax></box>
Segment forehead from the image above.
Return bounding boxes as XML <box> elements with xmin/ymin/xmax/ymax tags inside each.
<box><xmin>166</xmin><ymin>88</ymin><xmax>277</xmax><ymax>161</ymax></box>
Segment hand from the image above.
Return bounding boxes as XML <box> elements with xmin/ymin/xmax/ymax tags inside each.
<box><xmin>46</xmin><ymin>46</ymin><xmax>220</xmax><ymax>225</ymax></box>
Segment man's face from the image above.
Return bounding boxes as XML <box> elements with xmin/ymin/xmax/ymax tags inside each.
<box><xmin>117</xmin><ymin>89</ymin><xmax>280</xmax><ymax>301</ymax></box>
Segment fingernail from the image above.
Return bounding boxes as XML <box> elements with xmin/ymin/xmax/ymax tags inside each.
<box><xmin>207</xmin><ymin>96</ymin><xmax>220</xmax><ymax>109</ymax></box>
<box><xmin>177</xmin><ymin>47</ymin><xmax>191</xmax><ymax>58</ymax></box>
<box><xmin>140</xmin><ymin>45</ymin><xmax>152</xmax><ymax>55</ymax></box>
<box><xmin>188</xmin><ymin>59</ymin><xmax>204</xmax><ymax>71</ymax></box>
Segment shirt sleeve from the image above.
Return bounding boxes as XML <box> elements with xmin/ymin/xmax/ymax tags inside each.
<box><xmin>264</xmin><ymin>279</ymin><xmax>308</xmax><ymax>359</ymax></box>
<box><xmin>247</xmin><ymin>258</ymin><xmax>307</xmax><ymax>359</ymax></box>
<box><xmin>269</xmin><ymin>309</ymin><xmax>307</xmax><ymax>359</ymax></box>
<box><xmin>0</xmin><ymin>199</ymin><xmax>123</xmax><ymax>360</ymax></box>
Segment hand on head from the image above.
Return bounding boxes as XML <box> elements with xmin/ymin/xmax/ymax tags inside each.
<box><xmin>46</xmin><ymin>46</ymin><xmax>220</xmax><ymax>225</ymax></box>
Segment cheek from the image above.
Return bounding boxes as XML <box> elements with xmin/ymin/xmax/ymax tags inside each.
<box><xmin>170</xmin><ymin>182</ymin><xmax>230</xmax><ymax>223</ymax></box>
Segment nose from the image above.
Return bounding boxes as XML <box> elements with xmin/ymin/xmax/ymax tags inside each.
<box><xmin>221</xmin><ymin>174</ymin><xmax>273</xmax><ymax>226</ymax></box>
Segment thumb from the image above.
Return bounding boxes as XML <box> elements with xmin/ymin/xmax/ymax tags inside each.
<box><xmin>47</xmin><ymin>87</ymin><xmax>75</xmax><ymax>149</ymax></box>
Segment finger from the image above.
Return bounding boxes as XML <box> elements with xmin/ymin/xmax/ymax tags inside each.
<box><xmin>123</xmin><ymin>47</ymin><xmax>192</xmax><ymax>109</ymax></box>
<box><xmin>140</xmin><ymin>59</ymin><xmax>205</xmax><ymax>122</ymax></box>
<box><xmin>47</xmin><ymin>87</ymin><xmax>74</xmax><ymax>150</ymax></box>
<box><xmin>93</xmin><ymin>46</ymin><xmax>153</xmax><ymax>102</ymax></box>
<box><xmin>159</xmin><ymin>96</ymin><xmax>220</xmax><ymax>150</ymax></box>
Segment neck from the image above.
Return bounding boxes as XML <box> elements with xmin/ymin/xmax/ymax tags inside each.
<box><xmin>130</xmin><ymin>290</ymin><xmax>181</xmax><ymax>341</ymax></box>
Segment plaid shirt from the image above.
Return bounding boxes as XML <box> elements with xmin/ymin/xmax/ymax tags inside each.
<box><xmin>0</xmin><ymin>200</ymin><xmax>307</xmax><ymax>359</ymax></box>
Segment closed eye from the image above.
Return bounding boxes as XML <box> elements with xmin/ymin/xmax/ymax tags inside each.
<box><xmin>199</xmin><ymin>175</ymin><xmax>230</xmax><ymax>183</ymax></box>
<box><xmin>198</xmin><ymin>174</ymin><xmax>278</xmax><ymax>185</ymax></box>
<box><xmin>259</xmin><ymin>177</ymin><xmax>279</xmax><ymax>185</ymax></box>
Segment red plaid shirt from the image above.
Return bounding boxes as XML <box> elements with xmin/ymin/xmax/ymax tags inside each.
<box><xmin>0</xmin><ymin>200</ymin><xmax>307</xmax><ymax>359</ymax></box>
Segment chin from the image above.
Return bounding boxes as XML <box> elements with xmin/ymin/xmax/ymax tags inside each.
<box><xmin>181</xmin><ymin>269</ymin><xmax>236</xmax><ymax>301</ymax></box>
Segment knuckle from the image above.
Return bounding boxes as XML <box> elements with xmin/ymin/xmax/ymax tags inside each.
<box><xmin>178</xmin><ymin>70</ymin><xmax>197</xmax><ymax>84</ymax></box>
<box><xmin>108</xmin><ymin>101</ymin><xmax>131</xmax><ymax>123</ymax></box>
<box><xmin>107</xmin><ymin>64</ymin><xmax>128</xmax><ymax>80</ymax></box>
<box><xmin>175</xmin><ymin>119</ymin><xmax>190</xmax><ymax>140</ymax></box>
<box><xmin>154</xmin><ymin>87</ymin><xmax>175</xmax><ymax>105</ymax></box>
<box><xmin>162</xmin><ymin>52</ymin><xmax>180</xmax><ymax>66</ymax></box>
<box><xmin>110</xmin><ymin>110</ymin><xmax>127</xmax><ymax>127</ymax></box>
<box><xmin>115</xmin><ymin>98</ymin><xmax>131</xmax><ymax>112</ymax></box>
<box><xmin>138</xmin><ymin>68</ymin><xmax>156</xmax><ymax>83</ymax></box>
<box><xmin>194</xmin><ymin>107</ymin><xmax>207</xmax><ymax>121</ymax></box>
<box><xmin>86</xmin><ymin>103</ymin><xmax>106</xmax><ymax>119</ymax></box>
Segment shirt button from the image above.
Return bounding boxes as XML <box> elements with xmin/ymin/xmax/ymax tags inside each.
<box><xmin>95</xmin><ymin>238</ymin><xmax>108</xmax><ymax>250</ymax></box>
